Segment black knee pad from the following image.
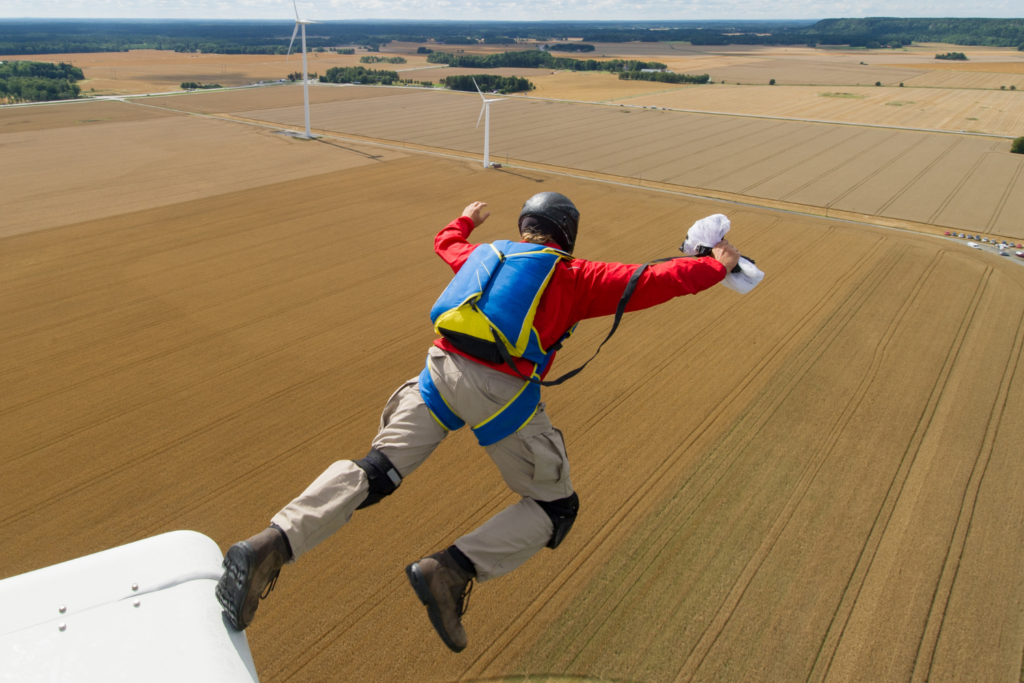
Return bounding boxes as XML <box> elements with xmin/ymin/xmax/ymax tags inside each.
<box><xmin>535</xmin><ymin>492</ymin><xmax>579</xmax><ymax>549</ymax></box>
<box><xmin>353</xmin><ymin>449</ymin><xmax>402</xmax><ymax>509</ymax></box>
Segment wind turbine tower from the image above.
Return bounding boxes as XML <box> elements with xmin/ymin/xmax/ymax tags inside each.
<box><xmin>287</xmin><ymin>0</ymin><xmax>317</xmax><ymax>139</ymax></box>
<box><xmin>474</xmin><ymin>79</ymin><xmax>505</xmax><ymax>168</ymax></box>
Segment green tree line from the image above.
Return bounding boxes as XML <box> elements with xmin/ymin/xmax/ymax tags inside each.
<box><xmin>360</xmin><ymin>55</ymin><xmax>407</xmax><ymax>64</ymax></box>
<box><xmin>440</xmin><ymin>74</ymin><xmax>534</xmax><ymax>93</ymax></box>
<box><xmin>0</xmin><ymin>60</ymin><xmax>83</xmax><ymax>102</ymax></box>
<box><xmin>547</xmin><ymin>43</ymin><xmax>596</xmax><ymax>52</ymax></box>
<box><xmin>427</xmin><ymin>50</ymin><xmax>666</xmax><ymax>72</ymax></box>
<box><xmin>618</xmin><ymin>71</ymin><xmax>710</xmax><ymax>84</ymax></box>
<box><xmin>320</xmin><ymin>66</ymin><xmax>399</xmax><ymax>85</ymax></box>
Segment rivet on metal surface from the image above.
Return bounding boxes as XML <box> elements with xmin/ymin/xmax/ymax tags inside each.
<box><xmin>131</xmin><ymin>583</ymin><xmax>139</xmax><ymax>591</ymax></box>
<box><xmin>58</xmin><ymin>623</ymin><xmax>66</xmax><ymax>631</ymax></box>
<box><xmin>133</xmin><ymin>600</ymin><xmax>141</xmax><ymax>607</ymax></box>
<box><xmin>59</xmin><ymin>605</ymin><xmax>66</xmax><ymax>613</ymax></box>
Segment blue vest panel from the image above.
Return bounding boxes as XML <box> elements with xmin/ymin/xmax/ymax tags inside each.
<box><xmin>430</xmin><ymin>241</ymin><xmax>569</xmax><ymax>368</ymax></box>
<box><xmin>418</xmin><ymin>357</ymin><xmax>540</xmax><ymax>447</ymax></box>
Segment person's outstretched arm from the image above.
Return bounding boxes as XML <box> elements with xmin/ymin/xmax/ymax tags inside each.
<box><xmin>434</xmin><ymin>202</ymin><xmax>491</xmax><ymax>273</ymax></box>
<box><xmin>573</xmin><ymin>241</ymin><xmax>737</xmax><ymax>320</ymax></box>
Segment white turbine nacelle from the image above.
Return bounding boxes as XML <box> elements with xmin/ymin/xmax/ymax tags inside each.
<box><xmin>474</xmin><ymin>78</ymin><xmax>505</xmax><ymax>169</ymax></box>
<box><xmin>286</xmin><ymin>0</ymin><xmax>318</xmax><ymax>139</ymax></box>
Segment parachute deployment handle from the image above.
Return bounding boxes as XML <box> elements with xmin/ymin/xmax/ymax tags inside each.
<box><xmin>493</xmin><ymin>255</ymin><xmax>683</xmax><ymax>387</ymax></box>
<box><xmin>693</xmin><ymin>245</ymin><xmax>754</xmax><ymax>274</ymax></box>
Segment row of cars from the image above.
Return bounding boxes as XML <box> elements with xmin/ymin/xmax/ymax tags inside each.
<box><xmin>945</xmin><ymin>232</ymin><xmax>1024</xmax><ymax>259</ymax></box>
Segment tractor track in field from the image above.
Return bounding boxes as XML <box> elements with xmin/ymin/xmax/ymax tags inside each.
<box><xmin>546</xmin><ymin>237</ymin><xmax>901</xmax><ymax>675</ymax></box>
<box><xmin>460</xmin><ymin>235</ymin><xmax>893</xmax><ymax>679</ymax></box>
<box><xmin>807</xmin><ymin>264</ymin><xmax>993</xmax><ymax>682</ymax></box>
<box><xmin>909</xmin><ymin>292</ymin><xmax>1024</xmax><ymax>683</ymax></box>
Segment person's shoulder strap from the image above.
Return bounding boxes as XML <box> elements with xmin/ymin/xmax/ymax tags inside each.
<box><xmin>494</xmin><ymin>256</ymin><xmax>682</xmax><ymax>387</ymax></box>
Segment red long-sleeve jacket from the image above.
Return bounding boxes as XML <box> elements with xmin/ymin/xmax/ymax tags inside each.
<box><xmin>433</xmin><ymin>216</ymin><xmax>727</xmax><ymax>379</ymax></box>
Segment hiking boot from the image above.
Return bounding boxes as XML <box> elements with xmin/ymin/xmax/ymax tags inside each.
<box><xmin>405</xmin><ymin>550</ymin><xmax>475</xmax><ymax>653</ymax></box>
<box><xmin>216</xmin><ymin>526</ymin><xmax>291</xmax><ymax>631</ymax></box>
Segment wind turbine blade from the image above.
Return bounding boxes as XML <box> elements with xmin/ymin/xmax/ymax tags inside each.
<box><xmin>287</xmin><ymin>24</ymin><xmax>298</xmax><ymax>60</ymax></box>
<box><xmin>293</xmin><ymin>0</ymin><xmax>300</xmax><ymax>20</ymax></box>
<box><xmin>487</xmin><ymin>98</ymin><xmax>507</xmax><ymax>103</ymax></box>
<box><xmin>476</xmin><ymin>103</ymin><xmax>485</xmax><ymax>129</ymax></box>
<box><xmin>472</xmin><ymin>78</ymin><xmax>485</xmax><ymax>100</ymax></box>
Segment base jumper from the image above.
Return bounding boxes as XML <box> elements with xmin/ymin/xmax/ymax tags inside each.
<box><xmin>216</xmin><ymin>192</ymin><xmax>740</xmax><ymax>652</ymax></box>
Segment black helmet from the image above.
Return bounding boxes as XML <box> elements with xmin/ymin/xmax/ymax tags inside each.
<box><xmin>518</xmin><ymin>192</ymin><xmax>580</xmax><ymax>254</ymax></box>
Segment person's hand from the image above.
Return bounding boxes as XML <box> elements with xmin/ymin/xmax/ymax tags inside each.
<box><xmin>712</xmin><ymin>239</ymin><xmax>740</xmax><ymax>272</ymax></box>
<box><xmin>462</xmin><ymin>201</ymin><xmax>490</xmax><ymax>228</ymax></box>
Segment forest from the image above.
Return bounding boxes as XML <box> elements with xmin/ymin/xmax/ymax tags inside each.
<box><xmin>319</xmin><ymin>66</ymin><xmax>400</xmax><ymax>85</ymax></box>
<box><xmin>0</xmin><ymin>60</ymin><xmax>83</xmax><ymax>103</ymax></box>
<box><xmin>440</xmin><ymin>74</ymin><xmax>534</xmax><ymax>94</ymax></box>
<box><xmin>1</xmin><ymin>18</ymin><xmax>1021</xmax><ymax>56</ymax></box>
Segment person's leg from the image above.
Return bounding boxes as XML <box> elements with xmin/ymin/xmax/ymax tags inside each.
<box><xmin>407</xmin><ymin>352</ymin><xmax>577</xmax><ymax>652</ymax></box>
<box><xmin>454</xmin><ymin>404</ymin><xmax>577</xmax><ymax>582</ymax></box>
<box><xmin>218</xmin><ymin>374</ymin><xmax>447</xmax><ymax>630</ymax></box>
<box><xmin>272</xmin><ymin>376</ymin><xmax>447</xmax><ymax>559</ymax></box>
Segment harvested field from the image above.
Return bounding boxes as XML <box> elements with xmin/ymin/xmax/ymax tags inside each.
<box><xmin>146</xmin><ymin>83</ymin><xmax>408</xmax><ymax>114</ymax></box>
<box><xmin>617</xmin><ymin>84</ymin><xmax>1024</xmax><ymax>136</ymax></box>
<box><xmin>176</xmin><ymin>86</ymin><xmax>1024</xmax><ymax>238</ymax></box>
<box><xmin>901</xmin><ymin>69</ymin><xmax>1024</xmax><ymax>91</ymax></box>
<box><xmin>4</xmin><ymin>130</ymin><xmax>1024</xmax><ymax>683</ymax></box>
<box><xmin>703</xmin><ymin>58</ymin><xmax>926</xmax><ymax>86</ymax></box>
<box><xmin>890</xmin><ymin>61</ymin><xmax>1024</xmax><ymax>74</ymax></box>
<box><xmin>525</xmin><ymin>70</ymin><xmax>694</xmax><ymax>101</ymax></box>
<box><xmin>9</xmin><ymin>49</ymin><xmax>432</xmax><ymax>96</ymax></box>
<box><xmin>0</xmin><ymin>98</ymin><xmax>180</xmax><ymax>134</ymax></box>
<box><xmin>0</xmin><ymin>106</ymin><xmax>405</xmax><ymax>238</ymax></box>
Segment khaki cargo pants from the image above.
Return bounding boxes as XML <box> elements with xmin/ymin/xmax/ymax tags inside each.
<box><xmin>271</xmin><ymin>346</ymin><xmax>574</xmax><ymax>581</ymax></box>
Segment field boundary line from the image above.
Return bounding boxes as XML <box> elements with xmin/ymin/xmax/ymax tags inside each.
<box><xmin>806</xmin><ymin>265</ymin><xmax>993</xmax><ymax>683</ymax></box>
<box><xmin>7</xmin><ymin>81</ymin><xmax>1016</xmax><ymax>139</ymax></box>
<box><xmin>675</xmin><ymin>250</ymin><xmax>944</xmax><ymax>683</ymax></box>
<box><xmin>910</xmin><ymin>294</ymin><xmax>1024</xmax><ymax>683</ymax></box>
<box><xmin>119</xmin><ymin>98</ymin><xmax>1024</xmax><ymax>246</ymax></box>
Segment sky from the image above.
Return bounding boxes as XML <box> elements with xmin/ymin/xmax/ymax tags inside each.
<box><xmin>1</xmin><ymin>0</ymin><xmax>1021</xmax><ymax>20</ymax></box>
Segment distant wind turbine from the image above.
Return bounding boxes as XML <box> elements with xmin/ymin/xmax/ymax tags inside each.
<box><xmin>286</xmin><ymin>0</ymin><xmax>317</xmax><ymax>139</ymax></box>
<box><xmin>474</xmin><ymin>78</ymin><xmax>505</xmax><ymax>168</ymax></box>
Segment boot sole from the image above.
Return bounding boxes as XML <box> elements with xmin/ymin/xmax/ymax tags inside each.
<box><xmin>406</xmin><ymin>562</ymin><xmax>466</xmax><ymax>653</ymax></box>
<box><xmin>216</xmin><ymin>542</ymin><xmax>257</xmax><ymax>631</ymax></box>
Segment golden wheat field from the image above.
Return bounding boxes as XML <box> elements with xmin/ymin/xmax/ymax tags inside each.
<box><xmin>0</xmin><ymin>98</ymin><xmax>406</xmax><ymax>238</ymax></box>
<box><xmin>616</xmin><ymin>83</ymin><xmax>1024</xmax><ymax>136</ymax></box>
<box><xmin>3</xmin><ymin>101</ymin><xmax>1024</xmax><ymax>683</ymax></box>
<box><xmin>143</xmin><ymin>85</ymin><xmax>1024</xmax><ymax>238</ymax></box>
<box><xmin>6</xmin><ymin>48</ymin><xmax>434</xmax><ymax>96</ymax></box>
